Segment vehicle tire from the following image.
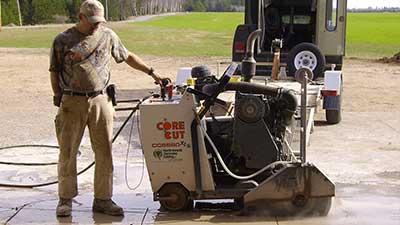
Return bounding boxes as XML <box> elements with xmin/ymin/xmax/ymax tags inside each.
<box><xmin>288</xmin><ymin>43</ymin><xmax>326</xmax><ymax>79</ymax></box>
<box><xmin>158</xmin><ymin>183</ymin><xmax>193</xmax><ymax>211</ymax></box>
<box><xmin>326</xmin><ymin>79</ymin><xmax>343</xmax><ymax>124</ymax></box>
<box><xmin>326</xmin><ymin>109</ymin><xmax>341</xmax><ymax>124</ymax></box>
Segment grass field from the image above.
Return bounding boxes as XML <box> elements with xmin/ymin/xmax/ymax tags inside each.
<box><xmin>346</xmin><ymin>13</ymin><xmax>400</xmax><ymax>58</ymax></box>
<box><xmin>0</xmin><ymin>12</ymin><xmax>399</xmax><ymax>58</ymax></box>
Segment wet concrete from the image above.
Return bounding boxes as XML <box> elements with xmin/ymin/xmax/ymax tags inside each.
<box><xmin>1</xmin><ymin>182</ymin><xmax>400</xmax><ymax>224</ymax></box>
<box><xmin>1</xmin><ymin>91</ymin><xmax>400</xmax><ymax>224</ymax></box>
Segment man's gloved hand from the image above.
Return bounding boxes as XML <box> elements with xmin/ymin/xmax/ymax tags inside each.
<box><xmin>53</xmin><ymin>95</ymin><xmax>62</xmax><ymax>107</ymax></box>
<box><xmin>151</xmin><ymin>71</ymin><xmax>163</xmax><ymax>87</ymax></box>
<box><xmin>148</xmin><ymin>68</ymin><xmax>170</xmax><ymax>88</ymax></box>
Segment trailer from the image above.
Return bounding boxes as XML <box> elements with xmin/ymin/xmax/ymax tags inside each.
<box><xmin>232</xmin><ymin>0</ymin><xmax>347</xmax><ymax>124</ymax></box>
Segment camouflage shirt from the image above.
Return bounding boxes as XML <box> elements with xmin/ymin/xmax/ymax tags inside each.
<box><xmin>49</xmin><ymin>25</ymin><xmax>129</xmax><ymax>92</ymax></box>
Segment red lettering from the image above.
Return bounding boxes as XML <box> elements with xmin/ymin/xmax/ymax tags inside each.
<box><xmin>172</xmin><ymin>131</ymin><xmax>180</xmax><ymax>139</ymax></box>
<box><xmin>157</xmin><ymin>121</ymin><xmax>186</xmax><ymax>139</ymax></box>
<box><xmin>163</xmin><ymin>122</ymin><xmax>172</xmax><ymax>130</ymax></box>
<box><xmin>172</xmin><ymin>122</ymin><xmax>179</xmax><ymax>129</ymax></box>
<box><xmin>179</xmin><ymin>131</ymin><xmax>185</xmax><ymax>138</ymax></box>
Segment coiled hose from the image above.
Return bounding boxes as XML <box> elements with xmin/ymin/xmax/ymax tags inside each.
<box><xmin>0</xmin><ymin>95</ymin><xmax>151</xmax><ymax>188</ymax></box>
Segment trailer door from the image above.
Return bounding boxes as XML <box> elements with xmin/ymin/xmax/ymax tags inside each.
<box><xmin>316</xmin><ymin>0</ymin><xmax>347</xmax><ymax>56</ymax></box>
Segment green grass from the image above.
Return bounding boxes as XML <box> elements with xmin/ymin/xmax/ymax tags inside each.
<box><xmin>0</xmin><ymin>13</ymin><xmax>243</xmax><ymax>57</ymax></box>
<box><xmin>346</xmin><ymin>13</ymin><xmax>400</xmax><ymax>58</ymax></box>
<box><xmin>115</xmin><ymin>13</ymin><xmax>242</xmax><ymax>56</ymax></box>
<box><xmin>0</xmin><ymin>12</ymin><xmax>399</xmax><ymax>58</ymax></box>
<box><xmin>0</xmin><ymin>26</ymin><xmax>67</xmax><ymax>48</ymax></box>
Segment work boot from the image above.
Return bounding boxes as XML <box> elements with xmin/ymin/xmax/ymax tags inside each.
<box><xmin>92</xmin><ymin>199</ymin><xmax>124</xmax><ymax>216</ymax></box>
<box><xmin>56</xmin><ymin>198</ymin><xmax>72</xmax><ymax>217</ymax></box>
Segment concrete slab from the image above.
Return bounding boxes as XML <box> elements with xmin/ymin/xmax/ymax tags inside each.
<box><xmin>277</xmin><ymin>184</ymin><xmax>400</xmax><ymax>225</ymax></box>
<box><xmin>3</xmin><ymin>193</ymin><xmax>155</xmax><ymax>225</ymax></box>
<box><xmin>1</xmin><ymin>100</ymin><xmax>400</xmax><ymax>224</ymax></box>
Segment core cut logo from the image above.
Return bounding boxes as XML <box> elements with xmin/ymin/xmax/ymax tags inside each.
<box><xmin>156</xmin><ymin>120</ymin><xmax>185</xmax><ymax>140</ymax></box>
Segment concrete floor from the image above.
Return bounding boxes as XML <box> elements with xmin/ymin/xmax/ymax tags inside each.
<box><xmin>1</xmin><ymin>95</ymin><xmax>400</xmax><ymax>224</ymax></box>
<box><xmin>1</xmin><ymin>182</ymin><xmax>400</xmax><ymax>225</ymax></box>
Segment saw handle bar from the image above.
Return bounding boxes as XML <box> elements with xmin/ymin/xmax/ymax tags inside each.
<box><xmin>158</xmin><ymin>78</ymin><xmax>172</xmax><ymax>101</ymax></box>
<box><xmin>115</xmin><ymin>93</ymin><xmax>159</xmax><ymax>111</ymax></box>
<box><xmin>186</xmin><ymin>88</ymin><xmax>227</xmax><ymax>107</ymax></box>
<box><xmin>188</xmin><ymin>67</ymin><xmax>234</xmax><ymax>119</ymax></box>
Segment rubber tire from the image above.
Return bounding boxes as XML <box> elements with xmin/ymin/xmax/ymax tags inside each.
<box><xmin>326</xmin><ymin>79</ymin><xmax>343</xmax><ymax>124</ymax></box>
<box><xmin>288</xmin><ymin>43</ymin><xmax>326</xmax><ymax>79</ymax></box>
<box><xmin>158</xmin><ymin>183</ymin><xmax>193</xmax><ymax>212</ymax></box>
<box><xmin>326</xmin><ymin>109</ymin><xmax>341</xmax><ymax>124</ymax></box>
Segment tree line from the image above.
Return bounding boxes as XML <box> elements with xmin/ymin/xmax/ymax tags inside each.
<box><xmin>1</xmin><ymin>0</ymin><xmax>186</xmax><ymax>25</ymax></box>
<box><xmin>183</xmin><ymin>0</ymin><xmax>244</xmax><ymax>12</ymax></box>
<box><xmin>0</xmin><ymin>0</ymin><xmax>244</xmax><ymax>26</ymax></box>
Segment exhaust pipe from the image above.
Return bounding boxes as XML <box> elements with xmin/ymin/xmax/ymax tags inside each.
<box><xmin>242</xmin><ymin>29</ymin><xmax>262</xmax><ymax>82</ymax></box>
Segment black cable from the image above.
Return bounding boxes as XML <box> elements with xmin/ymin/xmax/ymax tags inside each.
<box><xmin>4</xmin><ymin>198</ymin><xmax>58</xmax><ymax>224</ymax></box>
<box><xmin>5</xmin><ymin>203</ymin><xmax>29</xmax><ymax>224</ymax></box>
<box><xmin>0</xmin><ymin>95</ymin><xmax>153</xmax><ymax>188</ymax></box>
<box><xmin>0</xmin><ymin>144</ymin><xmax>58</xmax><ymax>150</ymax></box>
<box><xmin>140</xmin><ymin>208</ymin><xmax>149</xmax><ymax>225</ymax></box>
<box><xmin>0</xmin><ymin>145</ymin><xmax>59</xmax><ymax>166</ymax></box>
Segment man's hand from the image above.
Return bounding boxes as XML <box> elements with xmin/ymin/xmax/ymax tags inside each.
<box><xmin>53</xmin><ymin>95</ymin><xmax>62</xmax><ymax>107</ymax></box>
<box><xmin>150</xmin><ymin>71</ymin><xmax>163</xmax><ymax>86</ymax></box>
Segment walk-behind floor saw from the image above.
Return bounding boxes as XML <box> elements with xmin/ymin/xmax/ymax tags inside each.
<box><xmin>138</xmin><ymin>60</ymin><xmax>334</xmax><ymax>216</ymax></box>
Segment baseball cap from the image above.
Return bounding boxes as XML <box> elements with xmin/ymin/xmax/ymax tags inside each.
<box><xmin>80</xmin><ymin>0</ymin><xmax>106</xmax><ymax>23</ymax></box>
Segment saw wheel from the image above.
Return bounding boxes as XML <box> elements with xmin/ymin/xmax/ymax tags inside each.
<box><xmin>246</xmin><ymin>196</ymin><xmax>332</xmax><ymax>217</ymax></box>
<box><xmin>158</xmin><ymin>183</ymin><xmax>193</xmax><ymax>211</ymax></box>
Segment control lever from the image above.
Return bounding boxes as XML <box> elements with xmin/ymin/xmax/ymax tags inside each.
<box><xmin>197</xmin><ymin>63</ymin><xmax>238</xmax><ymax>118</ymax></box>
<box><xmin>186</xmin><ymin>88</ymin><xmax>227</xmax><ymax>107</ymax></box>
<box><xmin>157</xmin><ymin>78</ymin><xmax>172</xmax><ymax>101</ymax></box>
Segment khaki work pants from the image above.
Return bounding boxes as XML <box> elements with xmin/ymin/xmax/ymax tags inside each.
<box><xmin>55</xmin><ymin>94</ymin><xmax>114</xmax><ymax>200</ymax></box>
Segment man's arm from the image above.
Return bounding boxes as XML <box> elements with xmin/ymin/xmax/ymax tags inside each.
<box><xmin>50</xmin><ymin>72</ymin><xmax>62</xmax><ymax>96</ymax></box>
<box><xmin>124</xmin><ymin>51</ymin><xmax>162</xmax><ymax>85</ymax></box>
<box><xmin>50</xmin><ymin>72</ymin><xmax>62</xmax><ymax>107</ymax></box>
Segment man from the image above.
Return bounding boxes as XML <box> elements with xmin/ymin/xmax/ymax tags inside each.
<box><xmin>49</xmin><ymin>0</ymin><xmax>163</xmax><ymax>217</ymax></box>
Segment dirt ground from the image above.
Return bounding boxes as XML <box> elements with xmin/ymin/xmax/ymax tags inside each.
<box><xmin>0</xmin><ymin>47</ymin><xmax>400</xmax><ymax>224</ymax></box>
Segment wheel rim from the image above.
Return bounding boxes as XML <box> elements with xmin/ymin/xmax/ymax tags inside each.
<box><xmin>164</xmin><ymin>193</ymin><xmax>183</xmax><ymax>210</ymax></box>
<box><xmin>294</xmin><ymin>50</ymin><xmax>318</xmax><ymax>71</ymax></box>
<box><xmin>159</xmin><ymin>184</ymin><xmax>190</xmax><ymax>211</ymax></box>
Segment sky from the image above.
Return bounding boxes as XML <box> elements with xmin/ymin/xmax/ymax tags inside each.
<box><xmin>347</xmin><ymin>0</ymin><xmax>400</xmax><ymax>8</ymax></box>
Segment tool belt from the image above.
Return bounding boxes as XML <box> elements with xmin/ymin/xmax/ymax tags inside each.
<box><xmin>62</xmin><ymin>90</ymin><xmax>104</xmax><ymax>98</ymax></box>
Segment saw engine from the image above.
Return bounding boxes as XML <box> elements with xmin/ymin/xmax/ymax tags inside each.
<box><xmin>202</xmin><ymin>81</ymin><xmax>297</xmax><ymax>185</ymax></box>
